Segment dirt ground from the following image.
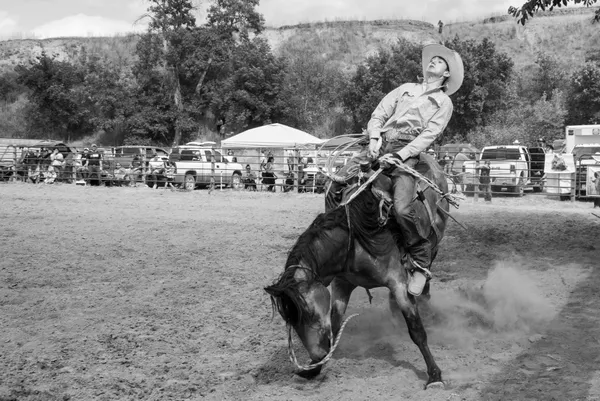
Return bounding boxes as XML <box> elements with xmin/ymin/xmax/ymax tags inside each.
<box><xmin>1</xmin><ymin>183</ymin><xmax>599</xmax><ymax>401</ymax></box>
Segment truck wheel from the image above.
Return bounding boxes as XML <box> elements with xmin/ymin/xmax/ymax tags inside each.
<box><xmin>231</xmin><ymin>173</ymin><xmax>242</xmax><ymax>190</ymax></box>
<box><xmin>184</xmin><ymin>174</ymin><xmax>196</xmax><ymax>191</ymax></box>
<box><xmin>514</xmin><ymin>185</ymin><xmax>524</xmax><ymax>196</ymax></box>
<box><xmin>514</xmin><ymin>176</ymin><xmax>525</xmax><ymax>197</ymax></box>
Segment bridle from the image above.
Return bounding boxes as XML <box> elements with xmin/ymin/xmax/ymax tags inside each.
<box><xmin>284</xmin><ymin>264</ymin><xmax>359</xmax><ymax>371</ymax></box>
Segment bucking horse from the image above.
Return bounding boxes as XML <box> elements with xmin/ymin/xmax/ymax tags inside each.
<box><xmin>264</xmin><ymin>144</ymin><xmax>459</xmax><ymax>389</ymax></box>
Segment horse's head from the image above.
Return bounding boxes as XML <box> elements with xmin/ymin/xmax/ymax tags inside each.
<box><xmin>264</xmin><ymin>265</ymin><xmax>332</xmax><ymax>378</ymax></box>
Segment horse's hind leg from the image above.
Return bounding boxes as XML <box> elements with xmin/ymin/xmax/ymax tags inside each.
<box><xmin>330</xmin><ymin>277</ymin><xmax>356</xmax><ymax>338</ymax></box>
<box><xmin>389</xmin><ymin>284</ymin><xmax>443</xmax><ymax>389</ymax></box>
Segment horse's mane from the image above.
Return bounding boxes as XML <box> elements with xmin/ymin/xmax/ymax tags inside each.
<box><xmin>265</xmin><ymin>190</ymin><xmax>398</xmax><ymax>325</ymax></box>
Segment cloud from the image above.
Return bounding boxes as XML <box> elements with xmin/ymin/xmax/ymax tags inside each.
<box><xmin>32</xmin><ymin>13</ymin><xmax>147</xmax><ymax>39</ymax></box>
<box><xmin>0</xmin><ymin>10</ymin><xmax>18</xmax><ymax>36</ymax></box>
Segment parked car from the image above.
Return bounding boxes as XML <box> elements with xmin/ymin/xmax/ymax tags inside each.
<box><xmin>169</xmin><ymin>142</ymin><xmax>244</xmax><ymax>190</ymax></box>
<box><xmin>463</xmin><ymin>145</ymin><xmax>531</xmax><ymax>196</ymax></box>
<box><xmin>111</xmin><ymin>146</ymin><xmax>170</xmax><ymax>168</ymax></box>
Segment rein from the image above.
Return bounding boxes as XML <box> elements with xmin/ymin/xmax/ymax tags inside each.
<box><xmin>287</xmin><ymin>313</ymin><xmax>359</xmax><ymax>371</ymax></box>
<box><xmin>283</xmin><ymin>263</ymin><xmax>359</xmax><ymax>371</ymax></box>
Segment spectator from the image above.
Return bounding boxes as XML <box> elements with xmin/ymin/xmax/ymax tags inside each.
<box><xmin>19</xmin><ymin>147</ymin><xmax>34</xmax><ymax>182</ymax></box>
<box><xmin>479</xmin><ymin>160</ymin><xmax>492</xmax><ymax>202</ymax></box>
<box><xmin>27</xmin><ymin>148</ymin><xmax>42</xmax><ymax>183</ymax></box>
<box><xmin>46</xmin><ymin>148</ymin><xmax>64</xmax><ymax>184</ymax></box>
<box><xmin>427</xmin><ymin>148</ymin><xmax>436</xmax><ymax>160</ymax></box>
<box><xmin>287</xmin><ymin>149</ymin><xmax>296</xmax><ymax>173</ymax></box>
<box><xmin>259</xmin><ymin>150</ymin><xmax>268</xmax><ymax>171</ymax></box>
<box><xmin>297</xmin><ymin>164</ymin><xmax>308</xmax><ymax>193</ymax></box>
<box><xmin>451</xmin><ymin>148</ymin><xmax>470</xmax><ymax>192</ymax></box>
<box><xmin>112</xmin><ymin>162</ymin><xmax>129</xmax><ymax>186</ymax></box>
<box><xmin>438</xmin><ymin>20</ymin><xmax>444</xmax><ymax>34</ymax></box>
<box><xmin>283</xmin><ymin>171</ymin><xmax>295</xmax><ymax>192</ymax></box>
<box><xmin>243</xmin><ymin>164</ymin><xmax>257</xmax><ymax>191</ymax></box>
<box><xmin>6</xmin><ymin>158</ymin><xmax>17</xmax><ymax>181</ymax></box>
<box><xmin>77</xmin><ymin>148</ymin><xmax>90</xmax><ymax>183</ymax></box>
<box><xmin>130</xmin><ymin>154</ymin><xmax>143</xmax><ymax>186</ymax></box>
<box><xmin>164</xmin><ymin>162</ymin><xmax>176</xmax><ymax>189</ymax></box>
<box><xmin>442</xmin><ymin>152</ymin><xmax>452</xmax><ymax>173</ymax></box>
<box><xmin>592</xmin><ymin>171</ymin><xmax>600</xmax><ymax>208</ymax></box>
<box><xmin>261</xmin><ymin>162</ymin><xmax>277</xmax><ymax>192</ymax></box>
<box><xmin>148</xmin><ymin>153</ymin><xmax>166</xmax><ymax>189</ymax></box>
<box><xmin>86</xmin><ymin>144</ymin><xmax>103</xmax><ymax>185</ymax></box>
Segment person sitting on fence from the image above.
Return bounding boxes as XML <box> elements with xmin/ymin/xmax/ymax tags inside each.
<box><xmin>129</xmin><ymin>154</ymin><xmax>143</xmax><ymax>186</ymax></box>
<box><xmin>261</xmin><ymin>162</ymin><xmax>277</xmax><ymax>192</ymax></box>
<box><xmin>111</xmin><ymin>162</ymin><xmax>129</xmax><ymax>186</ymax></box>
<box><xmin>243</xmin><ymin>164</ymin><xmax>257</xmax><ymax>191</ymax></box>
<box><xmin>148</xmin><ymin>153</ymin><xmax>166</xmax><ymax>189</ymax></box>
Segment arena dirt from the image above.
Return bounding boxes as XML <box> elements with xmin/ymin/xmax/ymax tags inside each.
<box><xmin>0</xmin><ymin>183</ymin><xmax>599</xmax><ymax>401</ymax></box>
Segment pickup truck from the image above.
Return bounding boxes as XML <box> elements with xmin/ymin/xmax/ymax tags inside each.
<box><xmin>169</xmin><ymin>143</ymin><xmax>244</xmax><ymax>190</ymax></box>
<box><xmin>462</xmin><ymin>145</ymin><xmax>531</xmax><ymax>196</ymax></box>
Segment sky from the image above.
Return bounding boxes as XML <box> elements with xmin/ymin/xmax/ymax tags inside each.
<box><xmin>0</xmin><ymin>0</ymin><xmax>524</xmax><ymax>39</ymax></box>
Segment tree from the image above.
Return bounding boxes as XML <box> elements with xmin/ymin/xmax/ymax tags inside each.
<box><xmin>565</xmin><ymin>62</ymin><xmax>600</xmax><ymax>124</ymax></box>
<box><xmin>343</xmin><ymin>38</ymin><xmax>422</xmax><ymax>132</ymax></box>
<box><xmin>343</xmin><ymin>37</ymin><xmax>514</xmax><ymax>142</ymax></box>
<box><xmin>516</xmin><ymin>51</ymin><xmax>566</xmax><ymax>103</ymax></box>
<box><xmin>443</xmin><ymin>37</ymin><xmax>514</xmax><ymax>141</ymax></box>
<box><xmin>139</xmin><ymin>0</ymin><xmax>197</xmax><ymax>146</ymax></box>
<box><xmin>468</xmin><ymin>87</ymin><xmax>567</xmax><ymax>147</ymax></box>
<box><xmin>508</xmin><ymin>0</ymin><xmax>600</xmax><ymax>25</ymax></box>
<box><xmin>209</xmin><ymin>38</ymin><xmax>287</xmax><ymax>133</ymax></box>
<box><xmin>207</xmin><ymin>0</ymin><xmax>265</xmax><ymax>38</ymax></box>
<box><xmin>15</xmin><ymin>52</ymin><xmax>93</xmax><ymax>141</ymax></box>
<box><xmin>277</xmin><ymin>39</ymin><xmax>347</xmax><ymax>133</ymax></box>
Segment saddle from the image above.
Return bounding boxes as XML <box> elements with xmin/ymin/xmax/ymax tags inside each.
<box><xmin>339</xmin><ymin>156</ymin><xmax>446</xmax><ymax>242</ymax></box>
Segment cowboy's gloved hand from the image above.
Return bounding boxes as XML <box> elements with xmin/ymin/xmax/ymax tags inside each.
<box><xmin>378</xmin><ymin>153</ymin><xmax>403</xmax><ymax>170</ymax></box>
<box><xmin>367</xmin><ymin>137</ymin><xmax>381</xmax><ymax>160</ymax></box>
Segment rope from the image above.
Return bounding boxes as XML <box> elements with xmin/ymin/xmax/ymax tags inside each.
<box><xmin>287</xmin><ymin>313</ymin><xmax>359</xmax><ymax>371</ymax></box>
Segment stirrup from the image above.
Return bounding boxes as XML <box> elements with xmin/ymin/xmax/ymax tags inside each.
<box><xmin>406</xmin><ymin>256</ymin><xmax>432</xmax><ymax>297</ymax></box>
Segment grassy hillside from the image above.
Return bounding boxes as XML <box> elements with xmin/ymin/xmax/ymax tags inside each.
<box><xmin>1</xmin><ymin>7</ymin><xmax>599</xmax><ymax>76</ymax></box>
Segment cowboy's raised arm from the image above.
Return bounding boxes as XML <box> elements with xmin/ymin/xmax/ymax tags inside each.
<box><xmin>397</xmin><ymin>97</ymin><xmax>453</xmax><ymax>161</ymax></box>
<box><xmin>366</xmin><ymin>86</ymin><xmax>403</xmax><ymax>139</ymax></box>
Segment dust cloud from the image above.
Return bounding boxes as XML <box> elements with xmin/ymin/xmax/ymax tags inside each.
<box><xmin>426</xmin><ymin>262</ymin><xmax>556</xmax><ymax>346</ymax></box>
<box><xmin>341</xmin><ymin>261</ymin><xmax>560</xmax><ymax>354</ymax></box>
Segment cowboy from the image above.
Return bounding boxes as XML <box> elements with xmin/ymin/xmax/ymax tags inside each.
<box><xmin>327</xmin><ymin>43</ymin><xmax>464</xmax><ymax>296</ymax></box>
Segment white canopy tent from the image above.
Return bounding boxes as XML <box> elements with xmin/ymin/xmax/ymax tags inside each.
<box><xmin>221</xmin><ymin>123</ymin><xmax>324</xmax><ymax>149</ymax></box>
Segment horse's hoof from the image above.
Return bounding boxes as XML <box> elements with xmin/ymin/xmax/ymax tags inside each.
<box><xmin>424</xmin><ymin>380</ymin><xmax>445</xmax><ymax>390</ymax></box>
<box><xmin>295</xmin><ymin>365</ymin><xmax>322</xmax><ymax>379</ymax></box>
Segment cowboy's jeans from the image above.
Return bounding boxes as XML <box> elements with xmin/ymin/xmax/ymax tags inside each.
<box><xmin>391</xmin><ymin>158</ymin><xmax>431</xmax><ymax>270</ymax></box>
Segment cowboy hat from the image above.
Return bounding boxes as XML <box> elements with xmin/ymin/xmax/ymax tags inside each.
<box><xmin>422</xmin><ymin>44</ymin><xmax>464</xmax><ymax>96</ymax></box>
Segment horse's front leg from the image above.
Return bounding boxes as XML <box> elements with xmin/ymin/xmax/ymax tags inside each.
<box><xmin>330</xmin><ymin>277</ymin><xmax>356</xmax><ymax>338</ymax></box>
<box><xmin>389</xmin><ymin>282</ymin><xmax>443</xmax><ymax>389</ymax></box>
